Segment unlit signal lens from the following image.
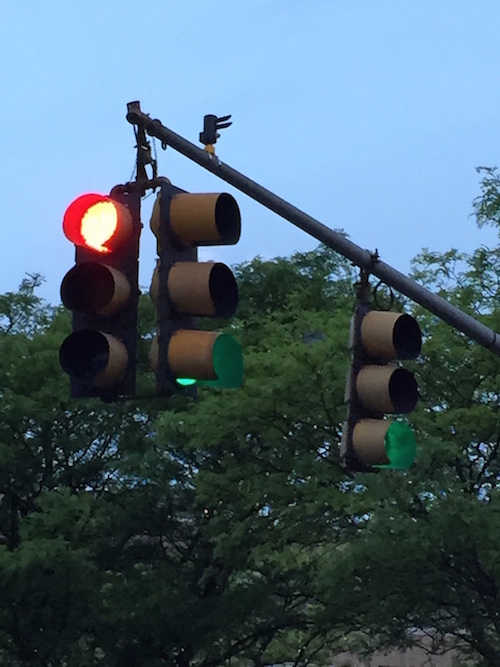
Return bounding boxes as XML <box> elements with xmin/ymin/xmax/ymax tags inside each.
<box><xmin>361</xmin><ymin>311</ymin><xmax>422</xmax><ymax>360</ymax></box>
<box><xmin>169</xmin><ymin>193</ymin><xmax>241</xmax><ymax>246</ymax></box>
<box><xmin>60</xmin><ymin>262</ymin><xmax>130</xmax><ymax>317</ymax></box>
<box><xmin>59</xmin><ymin>330</ymin><xmax>128</xmax><ymax>388</ymax></box>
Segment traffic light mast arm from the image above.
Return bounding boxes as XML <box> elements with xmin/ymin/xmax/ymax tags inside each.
<box><xmin>126</xmin><ymin>100</ymin><xmax>500</xmax><ymax>357</ymax></box>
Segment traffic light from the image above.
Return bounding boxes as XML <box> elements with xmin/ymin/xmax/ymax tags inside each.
<box><xmin>59</xmin><ymin>190</ymin><xmax>141</xmax><ymax>400</ymax></box>
<box><xmin>149</xmin><ymin>181</ymin><xmax>243</xmax><ymax>394</ymax></box>
<box><xmin>341</xmin><ymin>304</ymin><xmax>422</xmax><ymax>472</ymax></box>
<box><xmin>199</xmin><ymin>114</ymin><xmax>232</xmax><ymax>148</ymax></box>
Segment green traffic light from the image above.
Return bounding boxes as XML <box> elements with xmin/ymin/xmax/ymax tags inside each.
<box><xmin>375</xmin><ymin>421</ymin><xmax>416</xmax><ymax>469</ymax></box>
<box><xmin>176</xmin><ymin>334</ymin><xmax>243</xmax><ymax>388</ymax></box>
<box><xmin>176</xmin><ymin>377</ymin><xmax>197</xmax><ymax>387</ymax></box>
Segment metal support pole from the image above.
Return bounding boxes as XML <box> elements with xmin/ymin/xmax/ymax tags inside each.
<box><xmin>126</xmin><ymin>102</ymin><xmax>500</xmax><ymax>357</ymax></box>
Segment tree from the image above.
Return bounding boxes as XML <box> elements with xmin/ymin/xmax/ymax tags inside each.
<box><xmin>313</xmin><ymin>168</ymin><xmax>500</xmax><ymax>667</ymax></box>
<box><xmin>0</xmin><ymin>276</ymin><xmax>168</xmax><ymax>665</ymax></box>
<box><xmin>0</xmin><ymin>249</ymin><xmax>364</xmax><ymax>666</ymax></box>
<box><xmin>4</xmin><ymin>177</ymin><xmax>500</xmax><ymax>666</ymax></box>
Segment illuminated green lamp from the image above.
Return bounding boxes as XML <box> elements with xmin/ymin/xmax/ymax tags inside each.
<box><xmin>176</xmin><ymin>333</ymin><xmax>243</xmax><ymax>388</ymax></box>
<box><xmin>375</xmin><ymin>421</ymin><xmax>416</xmax><ymax>469</ymax></box>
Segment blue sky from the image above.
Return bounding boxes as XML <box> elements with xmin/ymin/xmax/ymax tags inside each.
<box><xmin>2</xmin><ymin>1</ymin><xmax>500</xmax><ymax>305</ymax></box>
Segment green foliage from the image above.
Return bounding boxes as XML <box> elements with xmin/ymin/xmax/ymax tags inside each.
<box><xmin>5</xmin><ymin>180</ymin><xmax>500</xmax><ymax>667</ymax></box>
<box><xmin>313</xmin><ymin>167</ymin><xmax>500</xmax><ymax>667</ymax></box>
<box><xmin>473</xmin><ymin>166</ymin><xmax>500</xmax><ymax>232</ymax></box>
<box><xmin>0</xmin><ymin>250</ymin><xmax>362</xmax><ymax>666</ymax></box>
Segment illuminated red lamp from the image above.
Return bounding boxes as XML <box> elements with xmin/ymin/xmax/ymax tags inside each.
<box><xmin>63</xmin><ymin>193</ymin><xmax>133</xmax><ymax>254</ymax></box>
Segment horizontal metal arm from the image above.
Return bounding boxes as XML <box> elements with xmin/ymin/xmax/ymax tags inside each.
<box><xmin>126</xmin><ymin>102</ymin><xmax>500</xmax><ymax>356</ymax></box>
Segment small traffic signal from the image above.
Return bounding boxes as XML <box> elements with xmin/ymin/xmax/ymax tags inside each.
<box><xmin>59</xmin><ymin>190</ymin><xmax>141</xmax><ymax>399</ymax></box>
<box><xmin>149</xmin><ymin>181</ymin><xmax>243</xmax><ymax>394</ymax></box>
<box><xmin>341</xmin><ymin>305</ymin><xmax>421</xmax><ymax>472</ymax></box>
<box><xmin>199</xmin><ymin>114</ymin><xmax>232</xmax><ymax>147</ymax></box>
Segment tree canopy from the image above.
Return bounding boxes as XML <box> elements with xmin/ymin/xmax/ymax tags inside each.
<box><xmin>2</xmin><ymin>171</ymin><xmax>500</xmax><ymax>666</ymax></box>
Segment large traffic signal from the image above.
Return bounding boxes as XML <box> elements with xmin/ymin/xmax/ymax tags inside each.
<box><xmin>59</xmin><ymin>190</ymin><xmax>141</xmax><ymax>399</ymax></box>
<box><xmin>149</xmin><ymin>181</ymin><xmax>243</xmax><ymax>394</ymax></box>
<box><xmin>341</xmin><ymin>305</ymin><xmax>421</xmax><ymax>472</ymax></box>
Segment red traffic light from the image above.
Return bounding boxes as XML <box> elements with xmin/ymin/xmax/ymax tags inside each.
<box><xmin>63</xmin><ymin>194</ymin><xmax>133</xmax><ymax>254</ymax></box>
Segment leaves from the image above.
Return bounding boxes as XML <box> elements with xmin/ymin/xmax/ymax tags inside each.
<box><xmin>4</xmin><ymin>207</ymin><xmax>500</xmax><ymax>667</ymax></box>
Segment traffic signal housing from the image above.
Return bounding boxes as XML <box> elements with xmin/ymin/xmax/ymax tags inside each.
<box><xmin>149</xmin><ymin>181</ymin><xmax>243</xmax><ymax>394</ymax></box>
<box><xmin>341</xmin><ymin>305</ymin><xmax>421</xmax><ymax>472</ymax></box>
<box><xmin>59</xmin><ymin>190</ymin><xmax>141</xmax><ymax>399</ymax></box>
<box><xmin>199</xmin><ymin>114</ymin><xmax>232</xmax><ymax>147</ymax></box>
